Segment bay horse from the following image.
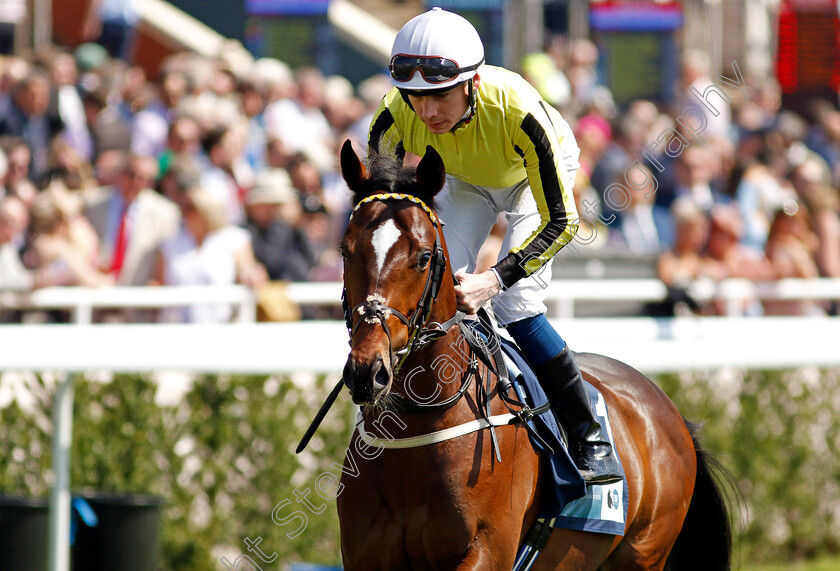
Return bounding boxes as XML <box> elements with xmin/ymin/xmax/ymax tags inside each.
<box><xmin>335</xmin><ymin>140</ymin><xmax>732</xmax><ymax>570</ymax></box>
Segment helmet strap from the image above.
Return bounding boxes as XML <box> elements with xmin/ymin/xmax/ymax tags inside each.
<box><xmin>399</xmin><ymin>89</ymin><xmax>414</xmax><ymax>111</ymax></box>
<box><xmin>450</xmin><ymin>78</ymin><xmax>477</xmax><ymax>131</ymax></box>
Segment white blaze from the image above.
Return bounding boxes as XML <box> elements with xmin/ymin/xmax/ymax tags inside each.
<box><xmin>371</xmin><ymin>219</ymin><xmax>401</xmax><ymax>274</ymax></box>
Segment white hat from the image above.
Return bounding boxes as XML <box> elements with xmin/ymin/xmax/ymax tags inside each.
<box><xmin>246</xmin><ymin>169</ymin><xmax>298</xmax><ymax>205</ymax></box>
<box><xmin>390</xmin><ymin>7</ymin><xmax>484</xmax><ymax>92</ymax></box>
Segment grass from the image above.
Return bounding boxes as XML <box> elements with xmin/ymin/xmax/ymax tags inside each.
<box><xmin>737</xmin><ymin>556</ymin><xmax>840</xmax><ymax>571</ymax></box>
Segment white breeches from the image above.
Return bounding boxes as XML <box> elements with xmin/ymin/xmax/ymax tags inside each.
<box><xmin>436</xmin><ymin>176</ymin><xmax>552</xmax><ymax>327</ymax></box>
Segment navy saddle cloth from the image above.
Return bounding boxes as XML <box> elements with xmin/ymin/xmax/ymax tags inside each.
<box><xmin>496</xmin><ymin>335</ymin><xmax>627</xmax><ymax>533</ymax></box>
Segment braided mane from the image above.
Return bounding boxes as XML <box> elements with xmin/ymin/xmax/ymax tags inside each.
<box><xmin>352</xmin><ymin>151</ymin><xmax>433</xmax><ymax>208</ymax></box>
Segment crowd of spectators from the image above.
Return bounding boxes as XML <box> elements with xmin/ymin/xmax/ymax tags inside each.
<box><xmin>520</xmin><ymin>40</ymin><xmax>840</xmax><ymax>317</ymax></box>
<box><xmin>0</xmin><ymin>39</ymin><xmax>391</xmax><ymax>323</ymax></box>
<box><xmin>0</xmin><ymin>28</ymin><xmax>838</xmax><ymax>322</ymax></box>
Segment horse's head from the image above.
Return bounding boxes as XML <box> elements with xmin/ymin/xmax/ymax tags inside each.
<box><xmin>339</xmin><ymin>140</ymin><xmax>453</xmax><ymax>406</ymax></box>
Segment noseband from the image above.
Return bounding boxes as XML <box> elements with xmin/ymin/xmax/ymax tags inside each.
<box><xmin>342</xmin><ymin>193</ymin><xmax>462</xmax><ymax>371</ymax></box>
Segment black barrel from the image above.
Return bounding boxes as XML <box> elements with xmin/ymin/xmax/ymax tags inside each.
<box><xmin>0</xmin><ymin>495</ymin><xmax>50</xmax><ymax>571</ymax></box>
<box><xmin>71</xmin><ymin>492</ymin><xmax>164</xmax><ymax>571</ymax></box>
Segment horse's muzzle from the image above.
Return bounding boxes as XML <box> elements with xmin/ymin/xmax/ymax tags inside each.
<box><xmin>343</xmin><ymin>353</ymin><xmax>393</xmax><ymax>405</ymax></box>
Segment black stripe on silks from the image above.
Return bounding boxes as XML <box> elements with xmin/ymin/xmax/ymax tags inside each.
<box><xmin>493</xmin><ymin>113</ymin><xmax>569</xmax><ymax>287</ymax></box>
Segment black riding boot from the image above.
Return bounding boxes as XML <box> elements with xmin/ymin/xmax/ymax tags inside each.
<box><xmin>534</xmin><ymin>346</ymin><xmax>623</xmax><ymax>484</ymax></box>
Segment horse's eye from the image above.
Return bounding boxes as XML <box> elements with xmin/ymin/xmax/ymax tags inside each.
<box><xmin>419</xmin><ymin>251</ymin><xmax>432</xmax><ymax>268</ymax></box>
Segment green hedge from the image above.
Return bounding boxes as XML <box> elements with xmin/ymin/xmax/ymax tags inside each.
<box><xmin>2</xmin><ymin>367</ymin><xmax>839</xmax><ymax>567</ymax></box>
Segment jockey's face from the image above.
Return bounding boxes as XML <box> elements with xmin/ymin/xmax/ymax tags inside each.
<box><xmin>407</xmin><ymin>79</ymin><xmax>474</xmax><ymax>135</ymax></box>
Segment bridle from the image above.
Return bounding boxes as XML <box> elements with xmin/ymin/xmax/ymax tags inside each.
<box><xmin>341</xmin><ymin>193</ymin><xmax>554</xmax><ymax>455</ymax></box>
<box><xmin>342</xmin><ymin>193</ymin><xmax>463</xmax><ymax>373</ymax></box>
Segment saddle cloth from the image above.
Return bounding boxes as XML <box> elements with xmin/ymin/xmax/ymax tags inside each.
<box><xmin>498</xmin><ymin>336</ymin><xmax>628</xmax><ymax>536</ymax></box>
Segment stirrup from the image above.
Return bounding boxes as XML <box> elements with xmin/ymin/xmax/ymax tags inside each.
<box><xmin>574</xmin><ymin>447</ymin><xmax>624</xmax><ymax>484</ymax></box>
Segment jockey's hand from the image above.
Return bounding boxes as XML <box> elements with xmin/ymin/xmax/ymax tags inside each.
<box><xmin>454</xmin><ymin>270</ymin><xmax>502</xmax><ymax>314</ymax></box>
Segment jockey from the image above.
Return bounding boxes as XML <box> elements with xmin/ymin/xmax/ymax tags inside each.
<box><xmin>368</xmin><ymin>7</ymin><xmax>622</xmax><ymax>483</ymax></box>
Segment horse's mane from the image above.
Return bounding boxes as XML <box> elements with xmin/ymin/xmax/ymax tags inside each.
<box><xmin>353</xmin><ymin>151</ymin><xmax>432</xmax><ymax>207</ymax></box>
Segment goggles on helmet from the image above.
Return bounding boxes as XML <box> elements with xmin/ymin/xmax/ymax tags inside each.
<box><xmin>389</xmin><ymin>54</ymin><xmax>483</xmax><ymax>84</ymax></box>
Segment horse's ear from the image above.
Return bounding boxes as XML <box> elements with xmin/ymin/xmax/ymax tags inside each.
<box><xmin>415</xmin><ymin>145</ymin><xmax>446</xmax><ymax>201</ymax></box>
<box><xmin>340</xmin><ymin>139</ymin><xmax>367</xmax><ymax>194</ymax></box>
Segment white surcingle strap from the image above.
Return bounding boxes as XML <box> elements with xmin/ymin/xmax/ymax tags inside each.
<box><xmin>355</xmin><ymin>410</ymin><xmax>516</xmax><ymax>449</ymax></box>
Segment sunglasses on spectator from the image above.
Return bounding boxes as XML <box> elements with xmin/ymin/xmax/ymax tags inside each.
<box><xmin>389</xmin><ymin>54</ymin><xmax>483</xmax><ymax>84</ymax></box>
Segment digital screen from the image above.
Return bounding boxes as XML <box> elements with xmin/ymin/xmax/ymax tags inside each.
<box><xmin>245</xmin><ymin>16</ymin><xmax>336</xmax><ymax>73</ymax></box>
<box><xmin>245</xmin><ymin>0</ymin><xmax>330</xmax><ymax>16</ymax></box>
<box><xmin>776</xmin><ymin>8</ymin><xmax>840</xmax><ymax>93</ymax></box>
<box><xmin>589</xmin><ymin>2</ymin><xmax>682</xmax><ymax>106</ymax></box>
<box><xmin>796</xmin><ymin>12</ymin><xmax>840</xmax><ymax>89</ymax></box>
<box><xmin>596</xmin><ymin>32</ymin><xmax>678</xmax><ymax>106</ymax></box>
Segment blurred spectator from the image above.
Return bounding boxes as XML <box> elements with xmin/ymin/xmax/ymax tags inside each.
<box><xmin>0</xmin><ymin>0</ymin><xmax>25</xmax><ymax>55</ymax></box>
<box><xmin>82</xmin><ymin>87</ymin><xmax>132</xmax><ymax>159</ymax></box>
<box><xmin>0</xmin><ymin>135</ymin><xmax>36</xmax><ymax>204</ymax></box>
<box><xmin>243</xmin><ymin>168</ymin><xmax>315</xmax><ymax>282</ymax></box>
<box><xmin>158</xmin><ymin>69</ymin><xmax>191</xmax><ymax>117</ymax></box>
<box><xmin>157</xmin><ymin>115</ymin><xmax>201</xmax><ymax>176</ymax></box>
<box><xmin>84</xmin><ymin>153</ymin><xmax>179</xmax><ymax>288</ymax></box>
<box><xmin>49</xmin><ymin>50</ymin><xmax>93</xmax><ymax>161</ymax></box>
<box><xmin>706</xmin><ymin>204</ymin><xmax>775</xmax><ymax>315</ymax></box>
<box><xmin>763</xmin><ymin>201</ymin><xmax>824</xmax><ymax>315</ymax></box>
<box><xmin>678</xmin><ymin>50</ymin><xmax>732</xmax><ymax>141</ymax></box>
<box><xmin>770</xmin><ymin>110</ymin><xmax>832</xmax><ymax>182</ymax></box>
<box><xmin>0</xmin><ymin>194</ymin><xmax>30</xmax><ymax>289</ymax></box>
<box><xmin>46</xmin><ymin>139</ymin><xmax>98</xmax><ymax>192</ymax></box>
<box><xmin>520</xmin><ymin>50</ymin><xmax>571</xmax><ymax>110</ymax></box>
<box><xmin>345</xmin><ymin>73</ymin><xmax>391</xmax><ymax>160</ymax></box>
<box><xmin>792</xmin><ymin>160</ymin><xmax>840</xmax><ymax>281</ymax></box>
<box><xmin>25</xmin><ymin>188</ymin><xmax>112</xmax><ymax>288</ymax></box>
<box><xmin>236</xmin><ymin>78</ymin><xmax>269</xmax><ymax>172</ymax></box>
<box><xmin>199</xmin><ymin>125</ymin><xmax>249</xmax><ymax>225</ymax></box>
<box><xmin>127</xmin><ymin>74</ymin><xmax>171</xmax><ymax>159</ymax></box>
<box><xmin>0</xmin><ymin>55</ymin><xmax>27</xmax><ymax>117</ymax></box>
<box><xmin>0</xmin><ymin>70</ymin><xmax>64</xmax><ymax>184</ymax></box>
<box><xmin>654</xmin><ymin>198</ymin><xmax>726</xmax><ymax>315</ymax></box>
<box><xmin>565</xmin><ymin>38</ymin><xmax>604</xmax><ymax>112</ymax></box>
<box><xmin>733</xmin><ymin>135</ymin><xmax>795</xmax><ymax>251</ymax></box>
<box><xmin>671</xmin><ymin>145</ymin><xmax>725</xmax><ymax>213</ymax></box>
<box><xmin>153</xmin><ymin>186</ymin><xmax>265</xmax><ymax>323</ymax></box>
<box><xmin>571</xmin><ymin>167</ymin><xmax>610</xmax><ymax>250</ymax></box>
<box><xmin>42</xmin><ymin>180</ymin><xmax>100</xmax><ymax>260</ymax></box>
<box><xmin>158</xmin><ymin>154</ymin><xmax>201</xmax><ymax>206</ymax></box>
<box><xmin>574</xmin><ymin>113</ymin><xmax>612</xmax><ymax>180</ymax></box>
<box><xmin>83</xmin><ymin>0</ymin><xmax>138</xmax><ymax>60</ymax></box>
<box><xmin>707</xmin><ymin>203</ymin><xmax>774</xmax><ymax>280</ymax></box>
<box><xmin>805</xmin><ymin>105</ymin><xmax>840</xmax><ymax>188</ymax></box>
<box><xmin>658</xmin><ymin>197</ymin><xmax>726</xmax><ymax>285</ymax></box>
<box><xmin>610</xmin><ymin>163</ymin><xmax>673</xmax><ymax>255</ymax></box>
<box><xmin>300</xmin><ymin>192</ymin><xmax>342</xmax><ymax>283</ymax></box>
<box><xmin>590</xmin><ymin>113</ymin><xmax>648</xmax><ymax>219</ymax></box>
<box><xmin>265</xmin><ymin>66</ymin><xmax>332</xmax><ymax>162</ymax></box>
<box><xmin>322</xmin><ymin>74</ymin><xmax>365</xmax><ymax>135</ymax></box>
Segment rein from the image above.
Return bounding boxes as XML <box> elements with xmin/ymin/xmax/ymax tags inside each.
<box><xmin>347</xmin><ymin>193</ymin><xmax>554</xmax><ymax>457</ymax></box>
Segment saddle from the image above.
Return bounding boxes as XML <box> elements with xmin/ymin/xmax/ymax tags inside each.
<box><xmin>465</xmin><ymin>317</ymin><xmax>627</xmax><ymax>535</ymax></box>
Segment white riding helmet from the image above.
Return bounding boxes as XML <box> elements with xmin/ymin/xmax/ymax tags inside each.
<box><xmin>389</xmin><ymin>7</ymin><xmax>485</xmax><ymax>92</ymax></box>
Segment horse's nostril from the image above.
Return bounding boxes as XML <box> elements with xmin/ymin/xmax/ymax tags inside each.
<box><xmin>342</xmin><ymin>360</ymin><xmax>356</xmax><ymax>391</ymax></box>
<box><xmin>372</xmin><ymin>364</ymin><xmax>391</xmax><ymax>392</ymax></box>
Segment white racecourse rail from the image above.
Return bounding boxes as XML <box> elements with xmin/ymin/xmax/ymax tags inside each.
<box><xmin>4</xmin><ymin>277</ymin><xmax>840</xmax><ymax>323</ymax></box>
<box><xmin>3</xmin><ymin>279</ymin><xmax>840</xmax><ymax>571</ymax></box>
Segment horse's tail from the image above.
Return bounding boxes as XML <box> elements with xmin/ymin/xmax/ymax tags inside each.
<box><xmin>665</xmin><ymin>420</ymin><xmax>736</xmax><ymax>571</ymax></box>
